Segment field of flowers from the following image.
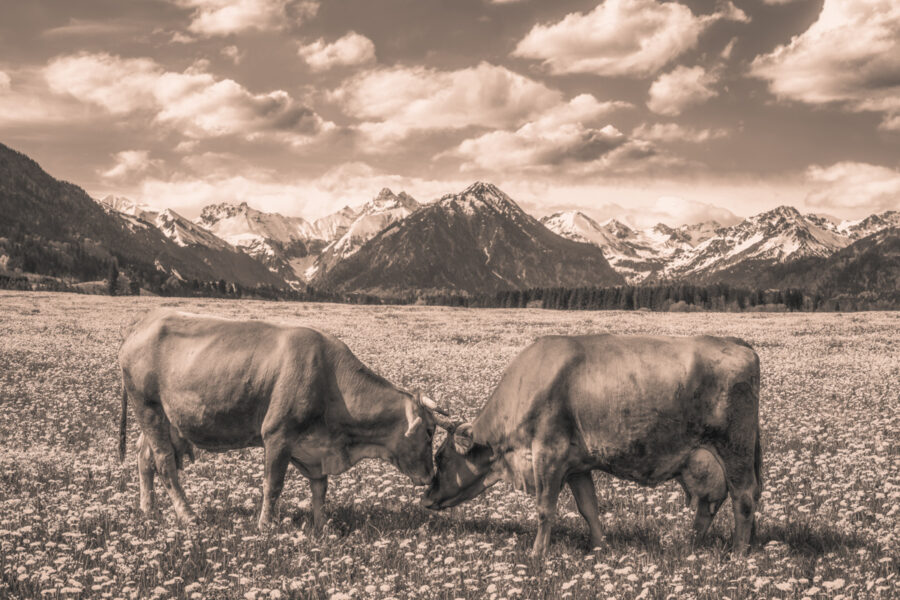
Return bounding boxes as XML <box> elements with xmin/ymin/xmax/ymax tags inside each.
<box><xmin>0</xmin><ymin>291</ymin><xmax>898</xmax><ymax>599</ymax></box>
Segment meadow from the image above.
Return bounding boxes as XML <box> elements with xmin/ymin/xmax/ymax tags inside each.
<box><xmin>0</xmin><ymin>291</ymin><xmax>897</xmax><ymax>600</ymax></box>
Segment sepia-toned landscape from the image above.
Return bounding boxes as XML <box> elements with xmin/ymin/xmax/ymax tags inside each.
<box><xmin>1</xmin><ymin>291</ymin><xmax>897</xmax><ymax>599</ymax></box>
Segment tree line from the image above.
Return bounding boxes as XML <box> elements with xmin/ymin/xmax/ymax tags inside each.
<box><xmin>1</xmin><ymin>259</ymin><xmax>892</xmax><ymax>312</ymax></box>
<box><xmin>419</xmin><ymin>284</ymin><xmax>888</xmax><ymax>312</ymax></box>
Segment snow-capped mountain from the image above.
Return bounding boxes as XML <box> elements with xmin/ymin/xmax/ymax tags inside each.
<box><xmin>662</xmin><ymin>206</ymin><xmax>851</xmax><ymax>282</ymax></box>
<box><xmin>100</xmin><ymin>196</ymin><xmax>229</xmax><ymax>250</ymax></box>
<box><xmin>309</xmin><ymin>188</ymin><xmax>419</xmax><ymax>278</ymax></box>
<box><xmin>545</xmin><ymin>205</ymin><xmax>900</xmax><ymax>286</ymax></box>
<box><xmin>837</xmin><ymin>211</ymin><xmax>900</xmax><ymax>239</ymax></box>
<box><xmin>540</xmin><ymin>211</ymin><xmax>721</xmax><ymax>283</ymax></box>
<box><xmin>196</xmin><ymin>202</ymin><xmax>327</xmax><ymax>284</ymax></box>
<box><xmin>317</xmin><ymin>182</ymin><xmax>623</xmax><ymax>294</ymax></box>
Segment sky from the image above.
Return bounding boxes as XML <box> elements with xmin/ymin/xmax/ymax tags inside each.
<box><xmin>1</xmin><ymin>0</ymin><xmax>898</xmax><ymax>227</ymax></box>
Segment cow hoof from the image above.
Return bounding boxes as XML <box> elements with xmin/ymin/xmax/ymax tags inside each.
<box><xmin>258</xmin><ymin>518</ymin><xmax>274</xmax><ymax>533</ymax></box>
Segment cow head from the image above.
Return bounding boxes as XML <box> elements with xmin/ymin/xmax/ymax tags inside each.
<box><xmin>391</xmin><ymin>392</ymin><xmax>455</xmax><ymax>486</ymax></box>
<box><xmin>420</xmin><ymin>423</ymin><xmax>496</xmax><ymax>510</ymax></box>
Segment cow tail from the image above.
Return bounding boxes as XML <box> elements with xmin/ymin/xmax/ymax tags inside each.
<box><xmin>753</xmin><ymin>428</ymin><xmax>762</xmax><ymax>501</ymax></box>
<box><xmin>119</xmin><ymin>381</ymin><xmax>128</xmax><ymax>462</ymax></box>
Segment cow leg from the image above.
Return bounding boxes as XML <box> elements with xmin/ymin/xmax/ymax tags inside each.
<box><xmin>309</xmin><ymin>477</ymin><xmax>328</xmax><ymax>532</ymax></box>
<box><xmin>136</xmin><ymin>433</ymin><xmax>156</xmax><ymax>515</ymax></box>
<box><xmin>258</xmin><ymin>432</ymin><xmax>291</xmax><ymax>532</ymax></box>
<box><xmin>531</xmin><ymin>443</ymin><xmax>566</xmax><ymax>559</ymax></box>
<box><xmin>679</xmin><ymin>448</ymin><xmax>727</xmax><ymax>543</ymax></box>
<box><xmin>720</xmin><ymin>448</ymin><xmax>759</xmax><ymax>555</ymax></box>
<box><xmin>567</xmin><ymin>472</ymin><xmax>603</xmax><ymax>550</ymax></box>
<box><xmin>132</xmin><ymin>400</ymin><xmax>196</xmax><ymax>526</ymax></box>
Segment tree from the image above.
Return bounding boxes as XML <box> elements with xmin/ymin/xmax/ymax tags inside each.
<box><xmin>107</xmin><ymin>259</ymin><xmax>119</xmax><ymax>296</ymax></box>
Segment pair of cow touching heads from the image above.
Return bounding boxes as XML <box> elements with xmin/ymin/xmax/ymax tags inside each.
<box><xmin>119</xmin><ymin>310</ymin><xmax>762</xmax><ymax>559</ymax></box>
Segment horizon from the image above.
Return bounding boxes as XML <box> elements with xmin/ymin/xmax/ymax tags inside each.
<box><xmin>1</xmin><ymin>0</ymin><xmax>898</xmax><ymax>226</ymax></box>
<box><xmin>95</xmin><ymin>176</ymin><xmax>894</xmax><ymax>230</ymax></box>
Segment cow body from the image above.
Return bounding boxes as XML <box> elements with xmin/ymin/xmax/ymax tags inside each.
<box><xmin>119</xmin><ymin>309</ymin><xmax>441</xmax><ymax>530</ymax></box>
<box><xmin>422</xmin><ymin>334</ymin><xmax>761</xmax><ymax>558</ymax></box>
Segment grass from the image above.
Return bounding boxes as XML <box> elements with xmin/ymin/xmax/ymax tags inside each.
<box><xmin>0</xmin><ymin>291</ymin><xmax>898</xmax><ymax>599</ymax></box>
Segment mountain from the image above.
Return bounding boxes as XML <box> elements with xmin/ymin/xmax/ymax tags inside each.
<box><xmin>95</xmin><ymin>195</ymin><xmax>284</xmax><ymax>288</ymax></box>
<box><xmin>317</xmin><ymin>182</ymin><xmax>624</xmax><ymax>295</ymax></box>
<box><xmin>661</xmin><ymin>206</ymin><xmax>852</xmax><ymax>285</ymax></box>
<box><xmin>541</xmin><ymin>211</ymin><xmax>721</xmax><ymax>283</ymax></box>
<box><xmin>838</xmin><ymin>211</ymin><xmax>900</xmax><ymax>239</ymax></box>
<box><xmin>767</xmin><ymin>228</ymin><xmax>900</xmax><ymax>303</ymax></box>
<box><xmin>99</xmin><ymin>196</ymin><xmax>230</xmax><ymax>250</ymax></box>
<box><xmin>0</xmin><ymin>142</ymin><xmax>286</xmax><ymax>289</ymax></box>
<box><xmin>309</xmin><ymin>188</ymin><xmax>419</xmax><ymax>279</ymax></box>
<box><xmin>196</xmin><ymin>202</ymin><xmax>328</xmax><ymax>284</ymax></box>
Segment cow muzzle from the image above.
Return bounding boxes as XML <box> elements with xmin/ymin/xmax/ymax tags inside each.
<box><xmin>409</xmin><ymin>473</ymin><xmax>433</xmax><ymax>486</ymax></box>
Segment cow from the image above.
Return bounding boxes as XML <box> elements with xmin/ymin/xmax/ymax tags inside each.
<box><xmin>421</xmin><ymin>334</ymin><xmax>762</xmax><ymax>559</ymax></box>
<box><xmin>118</xmin><ymin>309</ymin><xmax>454</xmax><ymax>531</ymax></box>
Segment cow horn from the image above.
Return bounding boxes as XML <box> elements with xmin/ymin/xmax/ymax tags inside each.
<box><xmin>420</xmin><ymin>394</ymin><xmax>451</xmax><ymax>416</ymax></box>
<box><xmin>418</xmin><ymin>394</ymin><xmax>458</xmax><ymax>431</ymax></box>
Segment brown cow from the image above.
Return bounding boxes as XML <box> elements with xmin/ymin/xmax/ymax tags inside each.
<box><xmin>422</xmin><ymin>334</ymin><xmax>761</xmax><ymax>558</ymax></box>
<box><xmin>119</xmin><ymin>309</ymin><xmax>453</xmax><ymax>530</ymax></box>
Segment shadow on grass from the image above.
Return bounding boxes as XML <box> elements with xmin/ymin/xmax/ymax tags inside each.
<box><xmin>759</xmin><ymin>521</ymin><xmax>869</xmax><ymax>557</ymax></box>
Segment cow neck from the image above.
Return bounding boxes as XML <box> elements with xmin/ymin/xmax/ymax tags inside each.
<box><xmin>334</xmin><ymin>372</ymin><xmax>408</xmax><ymax>443</ymax></box>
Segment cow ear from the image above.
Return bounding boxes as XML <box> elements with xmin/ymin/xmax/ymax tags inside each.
<box><xmin>453</xmin><ymin>423</ymin><xmax>474</xmax><ymax>454</ymax></box>
<box><xmin>405</xmin><ymin>415</ymin><xmax>423</xmax><ymax>438</ymax></box>
<box><xmin>405</xmin><ymin>398</ymin><xmax>423</xmax><ymax>438</ymax></box>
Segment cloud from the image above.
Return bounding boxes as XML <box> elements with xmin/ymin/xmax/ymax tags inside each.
<box><xmin>805</xmin><ymin>162</ymin><xmax>900</xmax><ymax>213</ymax></box>
<box><xmin>221</xmin><ymin>45</ymin><xmax>244</xmax><ymax>64</ymax></box>
<box><xmin>41</xmin><ymin>18</ymin><xmax>140</xmax><ymax>38</ymax></box>
<box><xmin>298</xmin><ymin>32</ymin><xmax>376</xmax><ymax>71</ymax></box>
<box><xmin>0</xmin><ymin>68</ymin><xmax>96</xmax><ymax>127</ymax></box>
<box><xmin>43</xmin><ymin>53</ymin><xmax>332</xmax><ymax>144</ymax></box>
<box><xmin>449</xmin><ymin>94</ymin><xmax>631</xmax><ymax>171</ymax></box>
<box><xmin>641</xmin><ymin>196</ymin><xmax>740</xmax><ymax>227</ymax></box>
<box><xmin>750</xmin><ymin>0</ymin><xmax>900</xmax><ymax>130</ymax></box>
<box><xmin>101</xmin><ymin>150</ymin><xmax>161</xmax><ymax>180</ymax></box>
<box><xmin>126</xmin><ymin>161</ymin><xmax>465</xmax><ymax>219</ymax></box>
<box><xmin>332</xmin><ymin>62</ymin><xmax>563</xmax><ymax>146</ymax></box>
<box><xmin>647</xmin><ymin>65</ymin><xmax>719</xmax><ymax>115</ymax></box>
<box><xmin>633</xmin><ymin>122</ymin><xmax>729</xmax><ymax>143</ymax></box>
<box><xmin>512</xmin><ymin>0</ymin><xmax>748</xmax><ymax>77</ymax></box>
<box><xmin>172</xmin><ymin>0</ymin><xmax>319</xmax><ymax>36</ymax></box>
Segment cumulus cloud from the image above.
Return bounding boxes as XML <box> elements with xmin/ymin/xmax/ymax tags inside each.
<box><xmin>130</xmin><ymin>162</ymin><xmax>464</xmax><ymax>219</ymax></box>
<box><xmin>332</xmin><ymin>62</ymin><xmax>563</xmax><ymax>146</ymax></box>
<box><xmin>0</xmin><ymin>71</ymin><xmax>10</xmax><ymax>91</ymax></box>
<box><xmin>805</xmin><ymin>162</ymin><xmax>900</xmax><ymax>213</ymax></box>
<box><xmin>632</xmin><ymin>122</ymin><xmax>729</xmax><ymax>143</ymax></box>
<box><xmin>512</xmin><ymin>0</ymin><xmax>748</xmax><ymax>77</ymax></box>
<box><xmin>298</xmin><ymin>32</ymin><xmax>375</xmax><ymax>71</ymax></box>
<box><xmin>172</xmin><ymin>0</ymin><xmax>319</xmax><ymax>36</ymax></box>
<box><xmin>642</xmin><ymin>196</ymin><xmax>740</xmax><ymax>227</ymax></box>
<box><xmin>450</xmin><ymin>94</ymin><xmax>631</xmax><ymax>171</ymax></box>
<box><xmin>101</xmin><ymin>150</ymin><xmax>161</xmax><ymax>180</ymax></box>
<box><xmin>43</xmin><ymin>53</ymin><xmax>331</xmax><ymax>144</ymax></box>
<box><xmin>750</xmin><ymin>0</ymin><xmax>900</xmax><ymax>130</ymax></box>
<box><xmin>221</xmin><ymin>45</ymin><xmax>244</xmax><ymax>64</ymax></box>
<box><xmin>647</xmin><ymin>65</ymin><xmax>719</xmax><ymax>116</ymax></box>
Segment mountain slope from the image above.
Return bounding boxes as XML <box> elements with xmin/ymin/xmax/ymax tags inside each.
<box><xmin>196</xmin><ymin>202</ymin><xmax>328</xmax><ymax>284</ymax></box>
<box><xmin>770</xmin><ymin>228</ymin><xmax>900</xmax><ymax>301</ymax></box>
<box><xmin>659</xmin><ymin>206</ymin><xmax>852</xmax><ymax>285</ymax></box>
<box><xmin>317</xmin><ymin>183</ymin><xmax>623</xmax><ymax>295</ymax></box>
<box><xmin>541</xmin><ymin>211</ymin><xmax>720</xmax><ymax>283</ymax></box>
<box><xmin>310</xmin><ymin>188</ymin><xmax>419</xmax><ymax>278</ymax></box>
<box><xmin>0</xmin><ymin>142</ymin><xmax>286</xmax><ymax>289</ymax></box>
<box><xmin>97</xmin><ymin>196</ymin><xmax>285</xmax><ymax>288</ymax></box>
